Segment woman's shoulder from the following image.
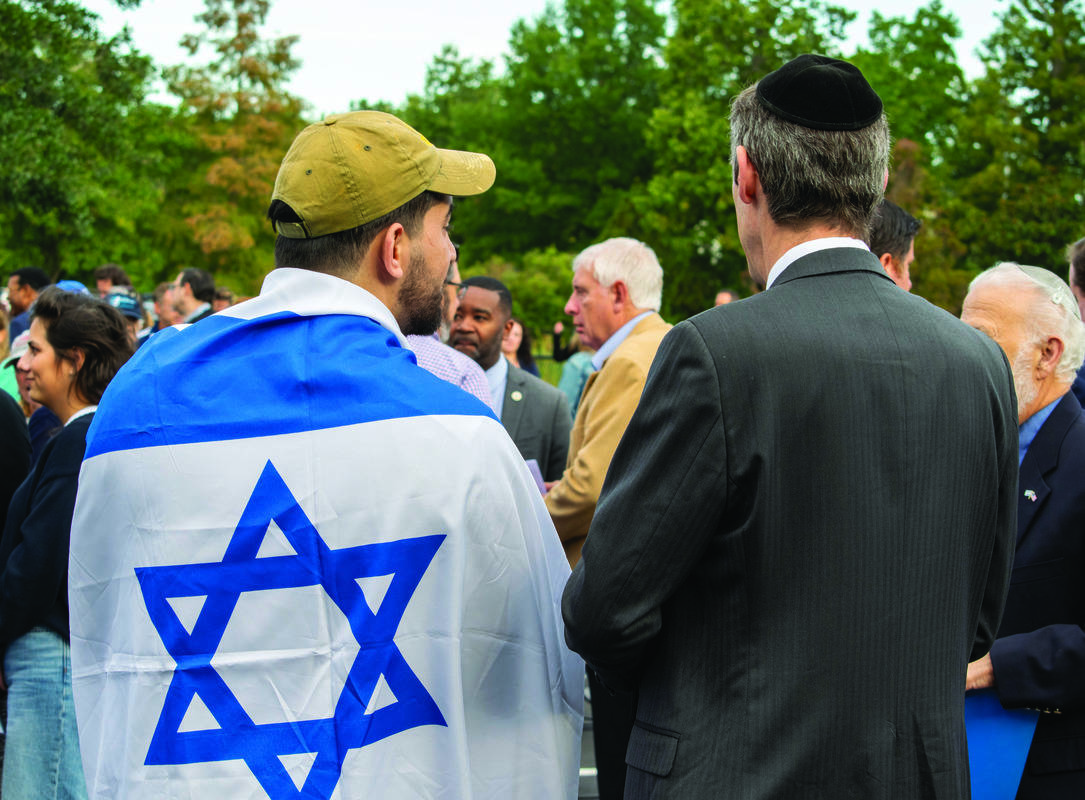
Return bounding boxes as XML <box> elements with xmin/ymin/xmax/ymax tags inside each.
<box><xmin>39</xmin><ymin>414</ymin><xmax>93</xmax><ymax>475</ymax></box>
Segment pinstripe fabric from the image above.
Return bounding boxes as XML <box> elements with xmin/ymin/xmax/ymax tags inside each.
<box><xmin>563</xmin><ymin>249</ymin><xmax>1019</xmax><ymax>799</ymax></box>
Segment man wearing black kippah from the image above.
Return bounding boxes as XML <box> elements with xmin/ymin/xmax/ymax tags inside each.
<box><xmin>563</xmin><ymin>54</ymin><xmax>1018</xmax><ymax>798</ymax></box>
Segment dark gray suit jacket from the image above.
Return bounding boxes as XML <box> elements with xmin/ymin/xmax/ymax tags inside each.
<box><xmin>990</xmin><ymin>391</ymin><xmax>1085</xmax><ymax>798</ymax></box>
<box><xmin>563</xmin><ymin>248</ymin><xmax>1019</xmax><ymax>799</ymax></box>
<box><xmin>502</xmin><ymin>363</ymin><xmax>572</xmax><ymax>482</ymax></box>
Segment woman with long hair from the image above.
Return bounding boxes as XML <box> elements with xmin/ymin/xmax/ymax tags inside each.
<box><xmin>0</xmin><ymin>287</ymin><xmax>133</xmax><ymax>799</ymax></box>
<box><xmin>502</xmin><ymin>317</ymin><xmax>539</xmax><ymax>376</ymax></box>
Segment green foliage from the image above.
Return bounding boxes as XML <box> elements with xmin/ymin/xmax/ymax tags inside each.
<box><xmin>163</xmin><ymin>0</ymin><xmax>307</xmax><ymax>294</ymax></box>
<box><xmin>0</xmin><ymin>0</ymin><xmax>158</xmax><ymax>281</ymax></box>
<box><xmin>394</xmin><ymin>0</ymin><xmax>666</xmax><ymax>270</ymax></box>
<box><xmin>5</xmin><ymin>0</ymin><xmax>1083</xmax><ymax>320</ymax></box>
<box><xmin>461</xmin><ymin>247</ymin><xmax>576</xmax><ymax>345</ymax></box>
<box><xmin>629</xmin><ymin>0</ymin><xmax>858</xmax><ymax>319</ymax></box>
<box><xmin>849</xmin><ymin>1</ymin><xmax>966</xmax><ymax>158</ymax></box>
<box><xmin>934</xmin><ymin>0</ymin><xmax>1085</xmax><ymax>301</ymax></box>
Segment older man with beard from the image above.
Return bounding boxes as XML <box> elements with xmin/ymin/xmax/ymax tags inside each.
<box><xmin>961</xmin><ymin>262</ymin><xmax>1085</xmax><ymax>798</ymax></box>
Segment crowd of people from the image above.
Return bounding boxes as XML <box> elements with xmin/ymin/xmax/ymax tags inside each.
<box><xmin>0</xmin><ymin>53</ymin><xmax>1081</xmax><ymax>800</ymax></box>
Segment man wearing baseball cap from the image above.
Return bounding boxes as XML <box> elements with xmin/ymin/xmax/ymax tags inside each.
<box><xmin>562</xmin><ymin>56</ymin><xmax>1017</xmax><ymax>797</ymax></box>
<box><xmin>71</xmin><ymin>112</ymin><xmax>583</xmax><ymax>799</ymax></box>
<box><xmin>105</xmin><ymin>288</ymin><xmax>145</xmax><ymax>346</ymax></box>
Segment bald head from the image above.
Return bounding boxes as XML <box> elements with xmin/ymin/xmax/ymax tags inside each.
<box><xmin>961</xmin><ymin>263</ymin><xmax>1085</xmax><ymax>423</ymax></box>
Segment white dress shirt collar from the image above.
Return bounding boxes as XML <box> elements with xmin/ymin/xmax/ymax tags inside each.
<box><xmin>66</xmin><ymin>405</ymin><xmax>98</xmax><ymax>426</ymax></box>
<box><xmin>765</xmin><ymin>237</ymin><xmax>870</xmax><ymax>290</ymax></box>
<box><xmin>485</xmin><ymin>355</ymin><xmax>510</xmax><ymax>419</ymax></box>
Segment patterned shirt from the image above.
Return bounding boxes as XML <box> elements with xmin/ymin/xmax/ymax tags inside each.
<box><xmin>406</xmin><ymin>334</ymin><xmax>495</xmax><ymax>412</ymax></box>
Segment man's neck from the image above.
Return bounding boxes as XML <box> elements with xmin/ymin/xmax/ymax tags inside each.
<box><xmin>1022</xmin><ymin>381</ymin><xmax>1071</xmax><ymax>425</ymax></box>
<box><xmin>593</xmin><ymin>309</ymin><xmax>653</xmax><ymax>370</ymax></box>
<box><xmin>751</xmin><ymin>222</ymin><xmax>857</xmax><ymax>286</ymax></box>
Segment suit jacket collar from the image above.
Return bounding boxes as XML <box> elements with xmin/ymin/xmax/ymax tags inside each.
<box><xmin>1017</xmin><ymin>391</ymin><xmax>1082</xmax><ymax>544</ymax></box>
<box><xmin>502</xmin><ymin>363</ymin><xmax>529</xmax><ymax>436</ymax></box>
<box><xmin>771</xmin><ymin>247</ymin><xmax>893</xmax><ymax>289</ymax></box>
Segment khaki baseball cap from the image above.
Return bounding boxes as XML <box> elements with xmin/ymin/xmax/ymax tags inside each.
<box><xmin>271</xmin><ymin>111</ymin><xmax>496</xmax><ymax>239</ymax></box>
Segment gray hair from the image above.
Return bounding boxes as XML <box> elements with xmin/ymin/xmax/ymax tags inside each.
<box><xmin>573</xmin><ymin>237</ymin><xmax>663</xmax><ymax>311</ymax></box>
<box><xmin>729</xmin><ymin>84</ymin><xmax>891</xmax><ymax>240</ymax></box>
<box><xmin>971</xmin><ymin>262</ymin><xmax>1085</xmax><ymax>384</ymax></box>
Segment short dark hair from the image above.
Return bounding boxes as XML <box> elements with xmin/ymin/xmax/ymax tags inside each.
<box><xmin>268</xmin><ymin>191</ymin><xmax>450</xmax><ymax>278</ymax></box>
<box><xmin>10</xmin><ymin>267</ymin><xmax>50</xmax><ymax>292</ymax></box>
<box><xmin>1067</xmin><ymin>237</ymin><xmax>1085</xmax><ymax>292</ymax></box>
<box><xmin>30</xmin><ymin>286</ymin><xmax>133</xmax><ymax>405</ymax></box>
<box><xmin>179</xmin><ymin>268</ymin><xmax>215</xmax><ymax>303</ymax></box>
<box><xmin>93</xmin><ymin>263</ymin><xmax>132</xmax><ymax>287</ymax></box>
<box><xmin>460</xmin><ymin>275</ymin><xmax>512</xmax><ymax>318</ymax></box>
<box><xmin>868</xmin><ymin>200</ymin><xmax>921</xmax><ymax>261</ymax></box>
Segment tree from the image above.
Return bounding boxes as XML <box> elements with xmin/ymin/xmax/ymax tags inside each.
<box><xmin>848</xmin><ymin>1</ymin><xmax>966</xmax><ymax>160</ymax></box>
<box><xmin>391</xmin><ymin>0</ymin><xmax>667</xmax><ymax>269</ymax></box>
<box><xmin>164</xmin><ymin>0</ymin><xmax>306</xmax><ymax>294</ymax></box>
<box><xmin>0</xmin><ymin>0</ymin><xmax>160</xmax><ymax>282</ymax></box>
<box><xmin>939</xmin><ymin>0</ymin><xmax>1085</xmax><ymax>290</ymax></box>
<box><xmin>630</xmin><ymin>0</ymin><xmax>856</xmax><ymax>317</ymax></box>
<box><xmin>462</xmin><ymin>247</ymin><xmax>577</xmax><ymax>345</ymax></box>
<box><xmin>491</xmin><ymin>0</ymin><xmax>667</xmax><ymax>254</ymax></box>
<box><xmin>845</xmin><ymin>2</ymin><xmax>972</xmax><ymax>311</ymax></box>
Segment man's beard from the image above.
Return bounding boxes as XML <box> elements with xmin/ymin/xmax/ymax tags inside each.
<box><xmin>1010</xmin><ymin>346</ymin><xmax>1039</xmax><ymax>421</ymax></box>
<box><xmin>397</xmin><ymin>251</ymin><xmax>445</xmax><ymax>337</ymax></box>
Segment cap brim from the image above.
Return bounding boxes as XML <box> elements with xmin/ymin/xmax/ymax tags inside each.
<box><xmin>429</xmin><ymin>149</ymin><xmax>496</xmax><ymax>197</ymax></box>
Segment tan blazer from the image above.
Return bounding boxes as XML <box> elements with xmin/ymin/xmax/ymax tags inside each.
<box><xmin>545</xmin><ymin>312</ymin><xmax>671</xmax><ymax>565</ymax></box>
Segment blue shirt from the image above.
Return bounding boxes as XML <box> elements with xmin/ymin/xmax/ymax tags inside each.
<box><xmin>1019</xmin><ymin>396</ymin><xmax>1061</xmax><ymax>465</ymax></box>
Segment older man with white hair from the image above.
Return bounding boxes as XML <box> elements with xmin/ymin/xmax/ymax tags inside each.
<box><xmin>544</xmin><ymin>236</ymin><xmax>670</xmax><ymax>800</ymax></box>
<box><xmin>961</xmin><ymin>262</ymin><xmax>1085</xmax><ymax>799</ymax></box>
<box><xmin>545</xmin><ymin>237</ymin><xmax>671</xmax><ymax>566</ymax></box>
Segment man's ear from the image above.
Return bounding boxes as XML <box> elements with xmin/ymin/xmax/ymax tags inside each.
<box><xmin>610</xmin><ymin>280</ymin><xmax>630</xmax><ymax>311</ymax></box>
<box><xmin>376</xmin><ymin>223</ymin><xmax>408</xmax><ymax>284</ymax></box>
<box><xmin>734</xmin><ymin>146</ymin><xmax>760</xmax><ymax>206</ymax></box>
<box><xmin>879</xmin><ymin>252</ymin><xmax>900</xmax><ymax>281</ymax></box>
<box><xmin>1038</xmin><ymin>336</ymin><xmax>1065</xmax><ymax>378</ymax></box>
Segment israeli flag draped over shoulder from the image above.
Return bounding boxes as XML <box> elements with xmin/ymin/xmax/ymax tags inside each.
<box><xmin>69</xmin><ymin>269</ymin><xmax>583</xmax><ymax>800</ymax></box>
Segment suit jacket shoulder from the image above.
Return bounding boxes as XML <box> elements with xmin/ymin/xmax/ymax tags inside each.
<box><xmin>563</xmin><ymin>258</ymin><xmax>1019</xmax><ymax>798</ymax></box>
<box><xmin>502</xmin><ymin>364</ymin><xmax>571</xmax><ymax>483</ymax></box>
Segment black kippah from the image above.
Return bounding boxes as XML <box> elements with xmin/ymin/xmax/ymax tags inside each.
<box><xmin>756</xmin><ymin>54</ymin><xmax>883</xmax><ymax>131</ymax></box>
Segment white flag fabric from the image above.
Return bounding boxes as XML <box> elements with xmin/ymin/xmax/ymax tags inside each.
<box><xmin>69</xmin><ymin>269</ymin><xmax>583</xmax><ymax>800</ymax></box>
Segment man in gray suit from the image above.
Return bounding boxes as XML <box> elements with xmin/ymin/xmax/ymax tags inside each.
<box><xmin>562</xmin><ymin>55</ymin><xmax>1018</xmax><ymax>798</ymax></box>
<box><xmin>449</xmin><ymin>276</ymin><xmax>571</xmax><ymax>482</ymax></box>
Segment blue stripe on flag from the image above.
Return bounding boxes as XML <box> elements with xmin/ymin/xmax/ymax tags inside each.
<box><xmin>86</xmin><ymin>312</ymin><xmax>495</xmax><ymax>458</ymax></box>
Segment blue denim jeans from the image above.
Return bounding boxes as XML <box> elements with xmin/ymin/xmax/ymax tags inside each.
<box><xmin>2</xmin><ymin>627</ymin><xmax>87</xmax><ymax>800</ymax></box>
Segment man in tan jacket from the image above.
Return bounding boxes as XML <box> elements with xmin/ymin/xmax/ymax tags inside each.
<box><xmin>544</xmin><ymin>236</ymin><xmax>669</xmax><ymax>800</ymax></box>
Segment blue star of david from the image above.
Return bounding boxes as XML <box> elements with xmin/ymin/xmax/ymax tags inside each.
<box><xmin>135</xmin><ymin>460</ymin><xmax>446</xmax><ymax>799</ymax></box>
